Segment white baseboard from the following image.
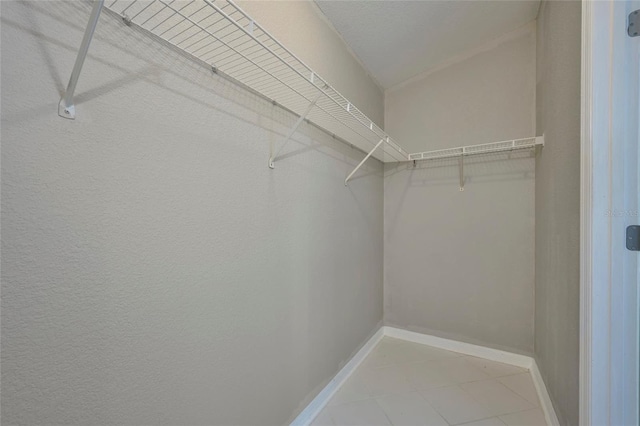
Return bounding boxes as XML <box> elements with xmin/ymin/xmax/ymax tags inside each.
<box><xmin>292</xmin><ymin>326</ymin><xmax>560</xmax><ymax>426</ymax></box>
<box><xmin>530</xmin><ymin>359</ymin><xmax>561</xmax><ymax>426</ymax></box>
<box><xmin>290</xmin><ymin>327</ymin><xmax>384</xmax><ymax>426</ymax></box>
<box><xmin>383</xmin><ymin>326</ymin><xmax>533</xmax><ymax>369</ymax></box>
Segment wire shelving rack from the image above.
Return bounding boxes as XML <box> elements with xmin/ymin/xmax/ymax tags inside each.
<box><xmin>60</xmin><ymin>0</ymin><xmax>410</xmax><ymax>164</ymax></box>
<box><xmin>408</xmin><ymin>137</ymin><xmax>544</xmax><ymax>161</ymax></box>
<box><xmin>58</xmin><ymin>1</ymin><xmax>544</xmax><ymax>186</ymax></box>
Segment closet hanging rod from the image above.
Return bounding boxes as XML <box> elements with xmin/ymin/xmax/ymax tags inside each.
<box><xmin>408</xmin><ymin>136</ymin><xmax>544</xmax><ymax>162</ymax></box>
<box><xmin>59</xmin><ymin>0</ymin><xmax>411</xmax><ymax>164</ymax></box>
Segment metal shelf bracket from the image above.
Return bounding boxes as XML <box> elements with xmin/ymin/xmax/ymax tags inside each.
<box><xmin>345</xmin><ymin>137</ymin><xmax>386</xmax><ymax>186</ymax></box>
<box><xmin>269</xmin><ymin>91</ymin><xmax>322</xmax><ymax>169</ymax></box>
<box><xmin>459</xmin><ymin>153</ymin><xmax>465</xmax><ymax>191</ymax></box>
<box><xmin>58</xmin><ymin>0</ymin><xmax>105</xmax><ymax>119</ymax></box>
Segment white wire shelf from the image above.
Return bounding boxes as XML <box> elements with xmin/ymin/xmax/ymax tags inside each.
<box><xmin>408</xmin><ymin>137</ymin><xmax>544</xmax><ymax>162</ymax></box>
<box><xmin>60</xmin><ymin>1</ymin><xmax>544</xmax><ymax>184</ymax></box>
<box><xmin>99</xmin><ymin>0</ymin><xmax>410</xmax><ymax>163</ymax></box>
<box><xmin>406</xmin><ymin>136</ymin><xmax>544</xmax><ymax>191</ymax></box>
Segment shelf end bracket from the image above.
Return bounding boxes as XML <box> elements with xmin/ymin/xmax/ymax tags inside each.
<box><xmin>458</xmin><ymin>153</ymin><xmax>465</xmax><ymax>191</ymax></box>
<box><xmin>269</xmin><ymin>92</ymin><xmax>322</xmax><ymax>168</ymax></box>
<box><xmin>345</xmin><ymin>138</ymin><xmax>385</xmax><ymax>186</ymax></box>
<box><xmin>58</xmin><ymin>0</ymin><xmax>104</xmax><ymax>119</ymax></box>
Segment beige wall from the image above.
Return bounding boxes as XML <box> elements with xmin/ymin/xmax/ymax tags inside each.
<box><xmin>383</xmin><ymin>24</ymin><xmax>536</xmax><ymax>354</ymax></box>
<box><xmin>534</xmin><ymin>2</ymin><xmax>581</xmax><ymax>425</ymax></box>
<box><xmin>0</xmin><ymin>1</ymin><xmax>384</xmax><ymax>424</ymax></box>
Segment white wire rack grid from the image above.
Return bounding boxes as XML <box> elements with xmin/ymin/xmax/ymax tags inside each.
<box><xmin>104</xmin><ymin>0</ymin><xmax>410</xmax><ymax>163</ymax></box>
<box><xmin>407</xmin><ymin>137</ymin><xmax>544</xmax><ymax>161</ymax></box>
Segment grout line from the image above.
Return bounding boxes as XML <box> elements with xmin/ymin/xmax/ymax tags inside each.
<box><xmin>416</xmin><ymin>387</ymin><xmax>457</xmax><ymax>426</ymax></box>
<box><xmin>454</xmin><ymin>415</ymin><xmax>507</xmax><ymax>426</ymax></box>
<box><xmin>370</xmin><ymin>398</ymin><xmax>394</xmax><ymax>425</ymax></box>
<box><xmin>413</xmin><ymin>391</ymin><xmax>451</xmax><ymax>425</ymax></box>
<box><xmin>496</xmin><ymin>374</ymin><xmax>542</xmax><ymax>407</ymax></box>
<box><xmin>498</xmin><ymin>407</ymin><xmax>548</xmax><ymax>425</ymax></box>
<box><xmin>461</xmin><ymin>378</ymin><xmax>537</xmax><ymax>410</ymax></box>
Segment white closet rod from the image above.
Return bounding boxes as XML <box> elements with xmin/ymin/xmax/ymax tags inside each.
<box><xmin>408</xmin><ymin>137</ymin><xmax>544</xmax><ymax>162</ymax></box>
<box><xmin>408</xmin><ymin>136</ymin><xmax>544</xmax><ymax>191</ymax></box>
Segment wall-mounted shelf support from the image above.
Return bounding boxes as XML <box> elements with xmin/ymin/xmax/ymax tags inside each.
<box><xmin>408</xmin><ymin>137</ymin><xmax>544</xmax><ymax>162</ymax></box>
<box><xmin>269</xmin><ymin>91</ymin><xmax>322</xmax><ymax>169</ymax></box>
<box><xmin>458</xmin><ymin>155</ymin><xmax>465</xmax><ymax>191</ymax></box>
<box><xmin>58</xmin><ymin>0</ymin><xmax>104</xmax><ymax>119</ymax></box>
<box><xmin>408</xmin><ymin>136</ymin><xmax>544</xmax><ymax>191</ymax></box>
<box><xmin>345</xmin><ymin>138</ymin><xmax>385</xmax><ymax>186</ymax></box>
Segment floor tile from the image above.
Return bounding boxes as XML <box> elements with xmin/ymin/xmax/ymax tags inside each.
<box><xmin>324</xmin><ymin>399</ymin><xmax>391</xmax><ymax>426</ymax></box>
<box><xmin>398</xmin><ymin>340</ymin><xmax>463</xmax><ymax>362</ymax></box>
<box><xmin>375</xmin><ymin>392</ymin><xmax>448</xmax><ymax>426</ymax></box>
<box><xmin>401</xmin><ymin>360</ymin><xmax>457</xmax><ymax>390</ymax></box>
<box><xmin>464</xmin><ymin>356</ymin><xmax>527</xmax><ymax>378</ymax></box>
<box><xmin>498</xmin><ymin>373</ymin><xmax>540</xmax><ymax>406</ymax></box>
<box><xmin>361</xmin><ymin>338</ymin><xmax>411</xmax><ymax>369</ymax></box>
<box><xmin>458</xmin><ymin>417</ymin><xmax>506</xmax><ymax>426</ymax></box>
<box><xmin>311</xmin><ymin>408</ymin><xmax>335</xmax><ymax>426</ymax></box>
<box><xmin>384</xmin><ymin>337</ymin><xmax>409</xmax><ymax>346</ymax></box>
<box><xmin>499</xmin><ymin>408</ymin><xmax>547</xmax><ymax>426</ymax></box>
<box><xmin>461</xmin><ymin>379</ymin><xmax>535</xmax><ymax>416</ymax></box>
<box><xmin>363</xmin><ymin>364</ymin><xmax>416</xmax><ymax>397</ymax></box>
<box><xmin>362</xmin><ymin>338</ymin><xmax>462</xmax><ymax>370</ymax></box>
<box><xmin>328</xmin><ymin>370</ymin><xmax>371</xmax><ymax>406</ymax></box>
<box><xmin>421</xmin><ymin>385</ymin><xmax>493</xmax><ymax>425</ymax></box>
<box><xmin>435</xmin><ymin>357</ymin><xmax>492</xmax><ymax>384</ymax></box>
<box><xmin>322</xmin><ymin>340</ymin><xmax>547</xmax><ymax>426</ymax></box>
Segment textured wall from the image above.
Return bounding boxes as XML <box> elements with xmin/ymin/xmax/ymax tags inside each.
<box><xmin>384</xmin><ymin>25</ymin><xmax>536</xmax><ymax>354</ymax></box>
<box><xmin>0</xmin><ymin>1</ymin><xmax>384</xmax><ymax>424</ymax></box>
<box><xmin>534</xmin><ymin>2</ymin><xmax>581</xmax><ymax>425</ymax></box>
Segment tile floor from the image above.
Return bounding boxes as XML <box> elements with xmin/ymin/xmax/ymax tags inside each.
<box><xmin>311</xmin><ymin>337</ymin><xmax>547</xmax><ymax>426</ymax></box>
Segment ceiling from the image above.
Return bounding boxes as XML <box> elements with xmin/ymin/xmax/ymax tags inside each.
<box><xmin>314</xmin><ymin>0</ymin><xmax>540</xmax><ymax>89</ymax></box>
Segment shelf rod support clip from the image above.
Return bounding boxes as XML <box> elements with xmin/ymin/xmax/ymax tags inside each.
<box><xmin>58</xmin><ymin>0</ymin><xmax>105</xmax><ymax>119</ymax></box>
<box><xmin>459</xmin><ymin>148</ymin><xmax>465</xmax><ymax>191</ymax></box>
<box><xmin>269</xmin><ymin>91</ymin><xmax>323</xmax><ymax>169</ymax></box>
<box><xmin>345</xmin><ymin>137</ymin><xmax>386</xmax><ymax>186</ymax></box>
